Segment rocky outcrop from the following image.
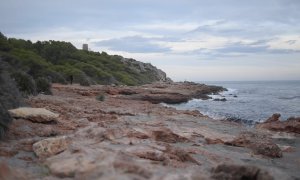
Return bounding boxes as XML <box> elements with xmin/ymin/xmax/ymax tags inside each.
<box><xmin>257</xmin><ymin>114</ymin><xmax>300</xmax><ymax>133</ymax></box>
<box><xmin>112</xmin><ymin>82</ymin><xmax>225</xmax><ymax>104</ymax></box>
<box><xmin>32</xmin><ymin>136</ymin><xmax>70</xmax><ymax>158</ymax></box>
<box><xmin>227</xmin><ymin>131</ymin><xmax>282</xmax><ymax>158</ymax></box>
<box><xmin>8</xmin><ymin>107</ymin><xmax>59</xmax><ymax>123</ymax></box>
<box><xmin>0</xmin><ymin>83</ymin><xmax>299</xmax><ymax>179</ymax></box>
<box><xmin>121</xmin><ymin>58</ymin><xmax>172</xmax><ymax>83</ymax></box>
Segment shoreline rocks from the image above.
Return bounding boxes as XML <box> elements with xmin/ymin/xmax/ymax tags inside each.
<box><xmin>257</xmin><ymin>113</ymin><xmax>300</xmax><ymax>134</ymax></box>
<box><xmin>227</xmin><ymin>131</ymin><xmax>283</xmax><ymax>158</ymax></box>
<box><xmin>0</xmin><ymin>83</ymin><xmax>299</xmax><ymax>179</ymax></box>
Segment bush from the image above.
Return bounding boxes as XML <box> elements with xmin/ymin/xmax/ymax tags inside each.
<box><xmin>36</xmin><ymin>77</ymin><xmax>52</xmax><ymax>95</ymax></box>
<box><xmin>43</xmin><ymin>69</ymin><xmax>67</xmax><ymax>84</ymax></box>
<box><xmin>11</xmin><ymin>71</ymin><xmax>36</xmax><ymax>96</ymax></box>
<box><xmin>0</xmin><ymin>62</ymin><xmax>23</xmax><ymax>139</ymax></box>
<box><xmin>96</xmin><ymin>94</ymin><xmax>105</xmax><ymax>101</ymax></box>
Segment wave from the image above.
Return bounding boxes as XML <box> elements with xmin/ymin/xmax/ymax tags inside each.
<box><xmin>278</xmin><ymin>96</ymin><xmax>300</xmax><ymax>100</ymax></box>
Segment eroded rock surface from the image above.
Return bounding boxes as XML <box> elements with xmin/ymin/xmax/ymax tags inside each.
<box><xmin>0</xmin><ymin>83</ymin><xmax>299</xmax><ymax>179</ymax></box>
<box><xmin>33</xmin><ymin>136</ymin><xmax>70</xmax><ymax>158</ymax></box>
<box><xmin>227</xmin><ymin>131</ymin><xmax>283</xmax><ymax>158</ymax></box>
<box><xmin>257</xmin><ymin>114</ymin><xmax>300</xmax><ymax>134</ymax></box>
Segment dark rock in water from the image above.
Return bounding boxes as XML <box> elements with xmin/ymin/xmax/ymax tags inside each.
<box><xmin>213</xmin><ymin>98</ymin><xmax>227</xmax><ymax>102</ymax></box>
<box><xmin>265</xmin><ymin>113</ymin><xmax>281</xmax><ymax>123</ymax></box>
<box><xmin>226</xmin><ymin>131</ymin><xmax>282</xmax><ymax>158</ymax></box>
<box><xmin>233</xmin><ymin>95</ymin><xmax>238</xmax><ymax>98</ymax></box>
<box><xmin>211</xmin><ymin>163</ymin><xmax>273</xmax><ymax>180</ymax></box>
<box><xmin>257</xmin><ymin>115</ymin><xmax>300</xmax><ymax>134</ymax></box>
<box><xmin>226</xmin><ymin>117</ymin><xmax>243</xmax><ymax>123</ymax></box>
<box><xmin>0</xmin><ymin>61</ymin><xmax>23</xmax><ymax>139</ymax></box>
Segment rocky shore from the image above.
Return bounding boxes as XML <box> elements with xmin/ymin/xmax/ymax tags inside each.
<box><xmin>0</xmin><ymin>82</ymin><xmax>299</xmax><ymax>180</ymax></box>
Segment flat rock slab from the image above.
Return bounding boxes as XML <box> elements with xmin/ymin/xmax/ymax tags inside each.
<box><xmin>8</xmin><ymin>107</ymin><xmax>59</xmax><ymax>123</ymax></box>
<box><xmin>33</xmin><ymin>136</ymin><xmax>69</xmax><ymax>158</ymax></box>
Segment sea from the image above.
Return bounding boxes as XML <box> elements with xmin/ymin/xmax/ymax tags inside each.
<box><xmin>166</xmin><ymin>81</ymin><xmax>300</xmax><ymax>125</ymax></box>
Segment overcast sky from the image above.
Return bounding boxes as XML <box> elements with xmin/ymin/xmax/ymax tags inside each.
<box><xmin>1</xmin><ymin>0</ymin><xmax>300</xmax><ymax>81</ymax></box>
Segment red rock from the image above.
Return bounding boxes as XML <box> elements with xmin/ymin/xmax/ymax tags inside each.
<box><xmin>151</xmin><ymin>128</ymin><xmax>190</xmax><ymax>143</ymax></box>
<box><xmin>226</xmin><ymin>131</ymin><xmax>282</xmax><ymax>158</ymax></box>
<box><xmin>257</xmin><ymin>115</ymin><xmax>300</xmax><ymax>134</ymax></box>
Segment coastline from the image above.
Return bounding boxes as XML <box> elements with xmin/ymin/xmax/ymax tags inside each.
<box><xmin>0</xmin><ymin>82</ymin><xmax>299</xmax><ymax>179</ymax></box>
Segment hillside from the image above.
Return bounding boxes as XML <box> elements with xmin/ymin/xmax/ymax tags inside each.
<box><xmin>0</xmin><ymin>32</ymin><xmax>170</xmax><ymax>91</ymax></box>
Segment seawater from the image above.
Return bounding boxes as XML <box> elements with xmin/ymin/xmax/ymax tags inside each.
<box><xmin>166</xmin><ymin>81</ymin><xmax>300</xmax><ymax>124</ymax></box>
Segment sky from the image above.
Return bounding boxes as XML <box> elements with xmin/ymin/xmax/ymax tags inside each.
<box><xmin>1</xmin><ymin>0</ymin><xmax>300</xmax><ymax>81</ymax></box>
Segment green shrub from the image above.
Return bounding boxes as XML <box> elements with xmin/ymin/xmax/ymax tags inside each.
<box><xmin>43</xmin><ymin>69</ymin><xmax>67</xmax><ymax>84</ymax></box>
<box><xmin>96</xmin><ymin>94</ymin><xmax>105</xmax><ymax>101</ymax></box>
<box><xmin>11</xmin><ymin>71</ymin><xmax>36</xmax><ymax>96</ymax></box>
<box><xmin>0</xmin><ymin>62</ymin><xmax>23</xmax><ymax>139</ymax></box>
<box><xmin>35</xmin><ymin>77</ymin><xmax>52</xmax><ymax>95</ymax></box>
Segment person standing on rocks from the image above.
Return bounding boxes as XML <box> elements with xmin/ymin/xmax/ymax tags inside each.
<box><xmin>69</xmin><ymin>75</ymin><xmax>73</xmax><ymax>85</ymax></box>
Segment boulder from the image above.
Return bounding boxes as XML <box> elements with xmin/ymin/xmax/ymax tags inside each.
<box><xmin>211</xmin><ymin>163</ymin><xmax>273</xmax><ymax>180</ymax></box>
<box><xmin>8</xmin><ymin>107</ymin><xmax>59</xmax><ymax>123</ymax></box>
<box><xmin>226</xmin><ymin>131</ymin><xmax>282</xmax><ymax>158</ymax></box>
<box><xmin>32</xmin><ymin>136</ymin><xmax>69</xmax><ymax>158</ymax></box>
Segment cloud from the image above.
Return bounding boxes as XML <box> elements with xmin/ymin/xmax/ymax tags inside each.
<box><xmin>1</xmin><ymin>0</ymin><xmax>300</xmax><ymax>80</ymax></box>
<box><xmin>215</xmin><ymin>42</ymin><xmax>268</xmax><ymax>54</ymax></box>
<box><xmin>94</xmin><ymin>36</ymin><xmax>171</xmax><ymax>53</ymax></box>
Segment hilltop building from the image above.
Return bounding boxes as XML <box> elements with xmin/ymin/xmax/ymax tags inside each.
<box><xmin>82</xmin><ymin>44</ymin><xmax>88</xmax><ymax>51</ymax></box>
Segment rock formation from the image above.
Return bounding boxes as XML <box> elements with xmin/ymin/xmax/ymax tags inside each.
<box><xmin>257</xmin><ymin>113</ymin><xmax>300</xmax><ymax>134</ymax></box>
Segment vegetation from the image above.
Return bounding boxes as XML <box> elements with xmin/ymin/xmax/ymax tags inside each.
<box><xmin>96</xmin><ymin>94</ymin><xmax>105</xmax><ymax>102</ymax></box>
<box><xmin>0</xmin><ymin>32</ymin><xmax>163</xmax><ymax>93</ymax></box>
<box><xmin>0</xmin><ymin>61</ymin><xmax>23</xmax><ymax>139</ymax></box>
<box><xmin>0</xmin><ymin>32</ymin><xmax>166</xmax><ymax>138</ymax></box>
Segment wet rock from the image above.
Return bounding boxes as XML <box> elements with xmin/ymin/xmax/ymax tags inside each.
<box><xmin>8</xmin><ymin>107</ymin><xmax>59</xmax><ymax>123</ymax></box>
<box><xmin>266</xmin><ymin>113</ymin><xmax>281</xmax><ymax>123</ymax></box>
<box><xmin>211</xmin><ymin>163</ymin><xmax>273</xmax><ymax>180</ymax></box>
<box><xmin>257</xmin><ymin>115</ymin><xmax>300</xmax><ymax>134</ymax></box>
<box><xmin>213</xmin><ymin>98</ymin><xmax>227</xmax><ymax>102</ymax></box>
<box><xmin>227</xmin><ymin>131</ymin><xmax>282</xmax><ymax>158</ymax></box>
<box><xmin>33</xmin><ymin>136</ymin><xmax>70</xmax><ymax>158</ymax></box>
